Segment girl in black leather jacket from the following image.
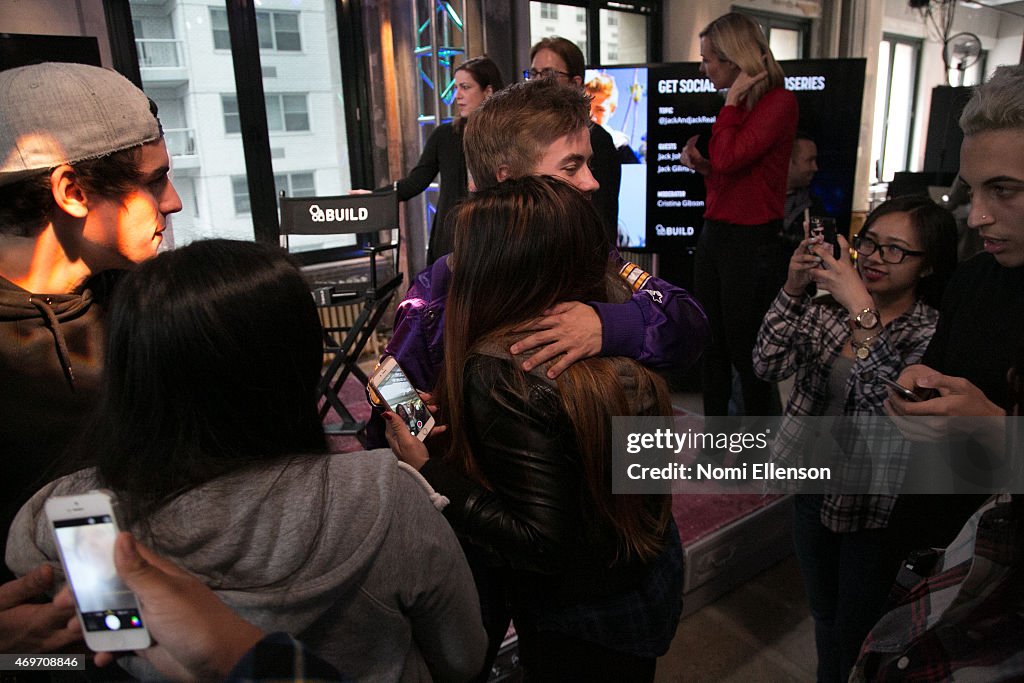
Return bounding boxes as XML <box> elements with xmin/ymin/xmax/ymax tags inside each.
<box><xmin>385</xmin><ymin>176</ymin><xmax>683</xmax><ymax>682</ymax></box>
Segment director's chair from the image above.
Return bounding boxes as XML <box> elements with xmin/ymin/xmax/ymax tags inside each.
<box><xmin>279</xmin><ymin>190</ymin><xmax>402</xmax><ymax>441</ymax></box>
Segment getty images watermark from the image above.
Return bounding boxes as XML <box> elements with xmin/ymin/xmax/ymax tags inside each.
<box><xmin>612</xmin><ymin>415</ymin><xmax>1024</xmax><ymax>496</ymax></box>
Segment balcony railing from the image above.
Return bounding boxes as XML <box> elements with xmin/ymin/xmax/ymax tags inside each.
<box><xmin>163</xmin><ymin>127</ymin><xmax>197</xmax><ymax>158</ymax></box>
<box><xmin>136</xmin><ymin>38</ymin><xmax>185</xmax><ymax>69</ymax></box>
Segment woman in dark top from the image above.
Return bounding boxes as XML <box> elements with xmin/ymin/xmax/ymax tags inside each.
<box><xmin>385</xmin><ymin>176</ymin><xmax>683</xmax><ymax>682</ymax></box>
<box><xmin>391</xmin><ymin>56</ymin><xmax>504</xmax><ymax>265</ymax></box>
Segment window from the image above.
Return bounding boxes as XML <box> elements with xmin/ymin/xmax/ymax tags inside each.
<box><xmin>529</xmin><ymin>2</ymin><xmax>659</xmax><ymax>67</ymax></box>
<box><xmin>234</xmin><ymin>172</ymin><xmax>315</xmax><ymax>214</ymax></box>
<box><xmin>210</xmin><ymin>9</ymin><xmax>231</xmax><ymax>50</ymax></box>
<box><xmin>124</xmin><ymin>0</ymin><xmax>355</xmax><ymax>246</ymax></box>
<box><xmin>275</xmin><ymin>172</ymin><xmax>316</xmax><ymax>198</ymax></box>
<box><xmin>871</xmin><ymin>35</ymin><xmax>922</xmax><ymax>183</ymax></box>
<box><xmin>540</xmin><ymin>3</ymin><xmax>558</xmax><ymax>19</ymax></box>
<box><xmin>212</xmin><ymin>8</ymin><xmax>300</xmax><ymax>52</ymax></box>
<box><xmin>223</xmin><ymin>94</ymin><xmax>310</xmax><ymax>133</ymax></box>
<box><xmin>256</xmin><ymin>11</ymin><xmax>301</xmax><ymax>51</ymax></box>
<box><xmin>221</xmin><ymin>95</ymin><xmax>241</xmax><ymax>134</ymax></box>
<box><xmin>769</xmin><ymin>29</ymin><xmax>801</xmax><ymax>61</ymax></box>
<box><xmin>599</xmin><ymin>9</ymin><xmax>645</xmax><ymax>65</ymax></box>
<box><xmin>268</xmin><ymin>94</ymin><xmax>310</xmax><ymax>132</ymax></box>
<box><xmin>742</xmin><ymin>9</ymin><xmax>810</xmax><ymax>60</ymax></box>
<box><xmin>231</xmin><ymin>176</ymin><xmax>251</xmax><ymax>214</ymax></box>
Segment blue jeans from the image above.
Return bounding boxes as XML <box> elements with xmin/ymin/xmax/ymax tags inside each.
<box><xmin>791</xmin><ymin>495</ymin><xmax>905</xmax><ymax>683</ymax></box>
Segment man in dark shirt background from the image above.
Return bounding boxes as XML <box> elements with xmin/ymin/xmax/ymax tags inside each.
<box><xmin>528</xmin><ymin>36</ymin><xmax>622</xmax><ymax>245</ymax></box>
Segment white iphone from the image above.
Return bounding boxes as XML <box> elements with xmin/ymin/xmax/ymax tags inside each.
<box><xmin>45</xmin><ymin>490</ymin><xmax>152</xmax><ymax>652</ymax></box>
<box><xmin>367</xmin><ymin>356</ymin><xmax>435</xmax><ymax>441</ymax></box>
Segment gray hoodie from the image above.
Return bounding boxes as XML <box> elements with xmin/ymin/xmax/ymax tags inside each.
<box><xmin>6</xmin><ymin>449</ymin><xmax>486</xmax><ymax>682</ymax></box>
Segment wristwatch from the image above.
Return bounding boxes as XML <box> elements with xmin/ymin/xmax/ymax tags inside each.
<box><xmin>852</xmin><ymin>308</ymin><xmax>880</xmax><ymax>331</ymax></box>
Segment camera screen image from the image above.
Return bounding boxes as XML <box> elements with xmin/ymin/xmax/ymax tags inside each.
<box><xmin>378</xmin><ymin>366</ymin><xmax>429</xmax><ymax>436</ymax></box>
<box><xmin>53</xmin><ymin>516</ymin><xmax>145</xmax><ymax>632</ymax></box>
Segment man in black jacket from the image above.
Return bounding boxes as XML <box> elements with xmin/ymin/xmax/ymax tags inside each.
<box><xmin>528</xmin><ymin>36</ymin><xmax>621</xmax><ymax>245</ymax></box>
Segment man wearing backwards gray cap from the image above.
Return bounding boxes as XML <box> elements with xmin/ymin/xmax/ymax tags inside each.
<box><xmin>0</xmin><ymin>62</ymin><xmax>181</xmax><ymax>593</ymax></box>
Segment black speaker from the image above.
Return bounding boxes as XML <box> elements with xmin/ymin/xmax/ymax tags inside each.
<box><xmin>923</xmin><ymin>85</ymin><xmax>974</xmax><ymax>175</ymax></box>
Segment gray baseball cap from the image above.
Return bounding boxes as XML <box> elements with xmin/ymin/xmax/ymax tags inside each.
<box><xmin>0</xmin><ymin>62</ymin><xmax>161</xmax><ymax>187</ymax></box>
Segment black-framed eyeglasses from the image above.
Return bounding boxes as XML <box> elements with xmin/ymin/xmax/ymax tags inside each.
<box><xmin>853</xmin><ymin>234</ymin><xmax>926</xmax><ymax>265</ymax></box>
<box><xmin>523</xmin><ymin>68</ymin><xmax>571</xmax><ymax>81</ymax></box>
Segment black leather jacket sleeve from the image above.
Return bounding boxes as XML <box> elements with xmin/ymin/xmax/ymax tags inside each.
<box><xmin>419</xmin><ymin>355</ymin><xmax>584</xmax><ymax>575</ymax></box>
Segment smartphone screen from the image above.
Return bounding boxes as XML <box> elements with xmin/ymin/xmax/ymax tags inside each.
<box><xmin>53</xmin><ymin>516</ymin><xmax>146</xmax><ymax>633</ymax></box>
<box><xmin>809</xmin><ymin>216</ymin><xmax>841</xmax><ymax>260</ymax></box>
<box><xmin>374</xmin><ymin>364</ymin><xmax>431</xmax><ymax>438</ymax></box>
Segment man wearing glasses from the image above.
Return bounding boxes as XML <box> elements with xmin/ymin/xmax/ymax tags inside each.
<box><xmin>527</xmin><ymin>37</ymin><xmax>622</xmax><ymax>246</ymax></box>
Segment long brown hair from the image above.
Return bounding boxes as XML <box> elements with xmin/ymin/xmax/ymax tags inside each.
<box><xmin>437</xmin><ymin>176</ymin><xmax>672</xmax><ymax>561</ymax></box>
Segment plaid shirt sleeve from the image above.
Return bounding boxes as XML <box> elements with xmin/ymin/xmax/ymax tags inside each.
<box><xmin>754</xmin><ymin>289</ymin><xmax>818</xmax><ymax>386</ymax></box>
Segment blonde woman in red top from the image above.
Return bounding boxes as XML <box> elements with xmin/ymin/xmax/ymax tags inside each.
<box><xmin>682</xmin><ymin>12</ymin><xmax>798</xmax><ymax>417</ymax></box>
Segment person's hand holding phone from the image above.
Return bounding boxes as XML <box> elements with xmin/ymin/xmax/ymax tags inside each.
<box><xmin>807</xmin><ymin>235</ymin><xmax>874</xmax><ymax>315</ymax></box>
<box><xmin>383</xmin><ymin>411</ymin><xmax>431</xmax><ymax>471</ymax></box>
<box><xmin>886</xmin><ymin>367</ymin><xmax>1005</xmax><ymax>418</ymax></box>
<box><xmin>367</xmin><ymin>359</ymin><xmax>436</xmax><ymax>440</ymax></box>
<box><xmin>877</xmin><ymin>376</ymin><xmax>925</xmax><ymax>402</ymax></box>
<box><xmin>782</xmin><ymin>221</ymin><xmax>823</xmax><ymax>297</ymax></box>
<box><xmin>90</xmin><ymin>533</ymin><xmax>264</xmax><ymax>680</ymax></box>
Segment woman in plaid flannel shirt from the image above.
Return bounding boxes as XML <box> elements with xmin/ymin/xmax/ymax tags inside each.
<box><xmin>753</xmin><ymin>195</ymin><xmax>959</xmax><ymax>682</ymax></box>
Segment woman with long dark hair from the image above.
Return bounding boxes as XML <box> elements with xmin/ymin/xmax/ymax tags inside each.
<box><xmin>390</xmin><ymin>56</ymin><xmax>504</xmax><ymax>265</ymax></box>
<box><xmin>386</xmin><ymin>176</ymin><xmax>683</xmax><ymax>682</ymax></box>
<box><xmin>7</xmin><ymin>239</ymin><xmax>485</xmax><ymax>682</ymax></box>
<box><xmin>682</xmin><ymin>11</ymin><xmax>799</xmax><ymax>417</ymax></box>
<box><xmin>753</xmin><ymin>195</ymin><xmax>959</xmax><ymax>682</ymax></box>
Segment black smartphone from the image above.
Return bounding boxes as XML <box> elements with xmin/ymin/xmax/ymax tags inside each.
<box><xmin>878</xmin><ymin>376</ymin><xmax>926</xmax><ymax>402</ymax></box>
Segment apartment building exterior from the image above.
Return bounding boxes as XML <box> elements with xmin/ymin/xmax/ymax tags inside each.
<box><xmin>129</xmin><ymin>0</ymin><xmax>352</xmax><ymax>249</ymax></box>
